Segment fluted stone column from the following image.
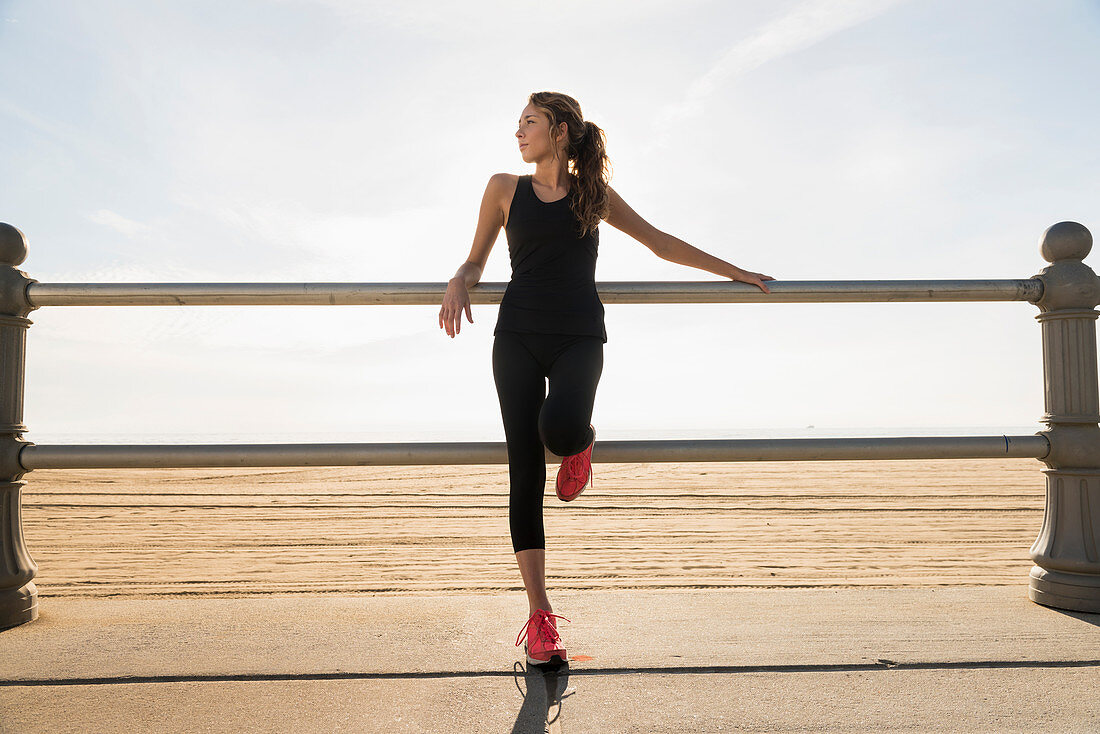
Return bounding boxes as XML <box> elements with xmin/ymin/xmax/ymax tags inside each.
<box><xmin>1029</xmin><ymin>221</ymin><xmax>1100</xmax><ymax>613</ymax></box>
<box><xmin>0</xmin><ymin>223</ymin><xmax>38</xmax><ymax>629</ymax></box>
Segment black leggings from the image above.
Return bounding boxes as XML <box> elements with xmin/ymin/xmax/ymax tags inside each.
<box><xmin>492</xmin><ymin>330</ymin><xmax>603</xmax><ymax>553</ymax></box>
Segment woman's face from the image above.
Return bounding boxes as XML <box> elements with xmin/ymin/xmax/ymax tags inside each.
<box><xmin>516</xmin><ymin>104</ymin><xmax>564</xmax><ymax>163</ymax></box>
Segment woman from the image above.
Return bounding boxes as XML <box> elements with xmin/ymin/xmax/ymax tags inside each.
<box><xmin>438</xmin><ymin>91</ymin><xmax>774</xmax><ymax>667</ymax></box>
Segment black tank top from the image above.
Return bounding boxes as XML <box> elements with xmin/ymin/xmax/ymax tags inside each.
<box><xmin>493</xmin><ymin>174</ymin><xmax>607</xmax><ymax>343</ymax></box>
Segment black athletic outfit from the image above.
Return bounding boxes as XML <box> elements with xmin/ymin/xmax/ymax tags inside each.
<box><xmin>493</xmin><ymin>174</ymin><xmax>606</xmax><ymax>553</ymax></box>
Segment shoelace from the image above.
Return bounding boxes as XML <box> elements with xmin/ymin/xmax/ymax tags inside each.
<box><xmin>515</xmin><ymin>609</ymin><xmax>571</xmax><ymax>648</ymax></box>
<box><xmin>563</xmin><ymin>453</ymin><xmax>589</xmax><ymax>486</ymax></box>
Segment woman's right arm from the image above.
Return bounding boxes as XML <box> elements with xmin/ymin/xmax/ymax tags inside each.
<box><xmin>439</xmin><ymin>174</ymin><xmax>508</xmax><ymax>338</ymax></box>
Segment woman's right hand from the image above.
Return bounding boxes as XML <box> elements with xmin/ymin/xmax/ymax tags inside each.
<box><xmin>439</xmin><ymin>278</ymin><xmax>474</xmax><ymax>338</ymax></box>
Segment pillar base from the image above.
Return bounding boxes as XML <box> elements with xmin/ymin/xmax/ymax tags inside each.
<box><xmin>1028</xmin><ymin>566</ymin><xmax>1100</xmax><ymax>613</ymax></box>
<box><xmin>0</xmin><ymin>580</ymin><xmax>37</xmax><ymax>630</ymax></box>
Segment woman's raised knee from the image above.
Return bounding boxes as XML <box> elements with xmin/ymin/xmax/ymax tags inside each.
<box><xmin>539</xmin><ymin>411</ymin><xmax>590</xmax><ymax>457</ymax></box>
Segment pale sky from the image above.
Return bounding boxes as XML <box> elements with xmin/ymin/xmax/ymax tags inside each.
<box><xmin>1</xmin><ymin>0</ymin><xmax>1098</xmax><ymax>442</ymax></box>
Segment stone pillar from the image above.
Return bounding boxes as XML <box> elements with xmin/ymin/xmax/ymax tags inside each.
<box><xmin>1029</xmin><ymin>221</ymin><xmax>1100</xmax><ymax>613</ymax></box>
<box><xmin>0</xmin><ymin>223</ymin><xmax>38</xmax><ymax>629</ymax></box>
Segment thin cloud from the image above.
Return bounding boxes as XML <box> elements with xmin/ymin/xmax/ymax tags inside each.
<box><xmin>274</xmin><ymin>0</ymin><xmax>707</xmax><ymax>36</ymax></box>
<box><xmin>209</xmin><ymin>199</ymin><xmax>454</xmax><ymax>278</ymax></box>
<box><xmin>0</xmin><ymin>98</ymin><xmax>118</xmax><ymax>167</ymax></box>
<box><xmin>88</xmin><ymin>209</ymin><xmax>150</xmax><ymax>237</ymax></box>
<box><xmin>647</xmin><ymin>0</ymin><xmax>906</xmax><ymax>152</ymax></box>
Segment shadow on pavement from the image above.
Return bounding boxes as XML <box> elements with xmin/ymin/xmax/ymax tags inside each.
<box><xmin>510</xmin><ymin>660</ymin><xmax>572</xmax><ymax>733</ymax></box>
<box><xmin>1051</xmin><ymin>607</ymin><xmax>1100</xmax><ymax>628</ymax></box>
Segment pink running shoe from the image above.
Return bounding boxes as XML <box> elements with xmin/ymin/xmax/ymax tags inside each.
<box><xmin>555</xmin><ymin>425</ymin><xmax>594</xmax><ymax>502</ymax></box>
<box><xmin>515</xmin><ymin>608</ymin><xmax>571</xmax><ymax>666</ymax></box>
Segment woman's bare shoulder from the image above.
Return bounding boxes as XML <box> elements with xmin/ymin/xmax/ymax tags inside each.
<box><xmin>489</xmin><ymin>172</ymin><xmax>522</xmax><ymax>186</ymax></box>
<box><xmin>486</xmin><ymin>172</ymin><xmax>522</xmax><ymax>198</ymax></box>
<box><xmin>489</xmin><ymin>174</ymin><xmax>523</xmax><ymax>228</ymax></box>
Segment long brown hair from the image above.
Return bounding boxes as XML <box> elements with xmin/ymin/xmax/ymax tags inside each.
<box><xmin>527</xmin><ymin>91</ymin><xmax>612</xmax><ymax>238</ymax></box>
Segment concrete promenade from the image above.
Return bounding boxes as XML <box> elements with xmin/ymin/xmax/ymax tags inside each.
<box><xmin>2</xmin><ymin>586</ymin><xmax>1099</xmax><ymax>732</ymax></box>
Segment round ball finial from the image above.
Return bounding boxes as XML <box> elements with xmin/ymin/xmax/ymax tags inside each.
<box><xmin>1040</xmin><ymin>221</ymin><xmax>1092</xmax><ymax>263</ymax></box>
<box><xmin>0</xmin><ymin>223</ymin><xmax>28</xmax><ymax>266</ymax></box>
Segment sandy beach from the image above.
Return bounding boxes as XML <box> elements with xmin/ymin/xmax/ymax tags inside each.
<box><xmin>20</xmin><ymin>458</ymin><xmax>1046</xmax><ymax>597</ymax></box>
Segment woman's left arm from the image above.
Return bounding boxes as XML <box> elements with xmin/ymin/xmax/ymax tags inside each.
<box><xmin>605</xmin><ymin>185</ymin><xmax>775</xmax><ymax>293</ymax></box>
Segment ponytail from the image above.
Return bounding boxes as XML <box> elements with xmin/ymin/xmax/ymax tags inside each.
<box><xmin>528</xmin><ymin>91</ymin><xmax>613</xmax><ymax>238</ymax></box>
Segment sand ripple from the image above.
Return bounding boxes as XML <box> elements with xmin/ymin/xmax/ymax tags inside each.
<box><xmin>21</xmin><ymin>459</ymin><xmax>1045</xmax><ymax>597</ymax></box>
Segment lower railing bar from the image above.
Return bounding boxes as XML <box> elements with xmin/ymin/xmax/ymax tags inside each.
<box><xmin>24</xmin><ymin>279</ymin><xmax>1043</xmax><ymax>307</ymax></box>
<box><xmin>18</xmin><ymin>435</ymin><xmax>1050</xmax><ymax>470</ymax></box>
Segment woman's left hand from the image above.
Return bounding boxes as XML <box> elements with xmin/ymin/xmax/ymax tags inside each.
<box><xmin>730</xmin><ymin>268</ymin><xmax>776</xmax><ymax>294</ymax></box>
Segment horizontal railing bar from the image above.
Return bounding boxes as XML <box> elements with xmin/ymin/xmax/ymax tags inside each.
<box><xmin>19</xmin><ymin>435</ymin><xmax>1049</xmax><ymax>469</ymax></box>
<box><xmin>25</xmin><ymin>279</ymin><xmax>1043</xmax><ymax>307</ymax></box>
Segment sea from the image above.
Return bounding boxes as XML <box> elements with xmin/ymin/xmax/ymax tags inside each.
<box><xmin>20</xmin><ymin>425</ymin><xmax>1048</xmax><ymax>445</ymax></box>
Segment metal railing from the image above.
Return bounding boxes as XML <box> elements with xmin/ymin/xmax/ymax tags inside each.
<box><xmin>16</xmin><ymin>435</ymin><xmax>1053</xmax><ymax>469</ymax></box>
<box><xmin>0</xmin><ymin>220</ymin><xmax>1097</xmax><ymax>630</ymax></box>
<box><xmin>25</xmin><ymin>278</ymin><xmax>1040</xmax><ymax>306</ymax></box>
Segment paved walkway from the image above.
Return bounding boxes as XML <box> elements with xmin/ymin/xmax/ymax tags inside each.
<box><xmin>2</xmin><ymin>586</ymin><xmax>1099</xmax><ymax>732</ymax></box>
